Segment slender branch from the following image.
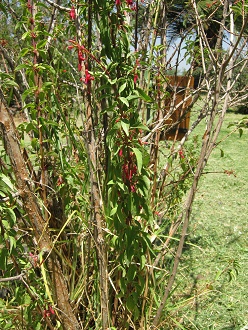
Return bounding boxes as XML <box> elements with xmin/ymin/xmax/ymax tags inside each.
<box><xmin>44</xmin><ymin>0</ymin><xmax>70</xmax><ymax>12</ymax></box>
<box><xmin>0</xmin><ymin>273</ymin><xmax>25</xmax><ymax>282</ymax></box>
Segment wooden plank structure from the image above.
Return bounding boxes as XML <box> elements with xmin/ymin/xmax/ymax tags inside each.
<box><xmin>164</xmin><ymin>75</ymin><xmax>194</xmax><ymax>141</ymax></box>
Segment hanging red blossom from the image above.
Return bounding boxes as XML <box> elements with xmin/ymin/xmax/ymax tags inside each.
<box><xmin>78</xmin><ymin>50</ymin><xmax>85</xmax><ymax>62</ymax></box>
<box><xmin>116</xmin><ymin>0</ymin><xmax>121</xmax><ymax>5</ymax></box>
<box><xmin>69</xmin><ymin>6</ymin><xmax>76</xmax><ymax>20</ymax></box>
<box><xmin>178</xmin><ymin>149</ymin><xmax>185</xmax><ymax>159</ymax></box>
<box><xmin>119</xmin><ymin>148</ymin><xmax>123</xmax><ymax>157</ymax></box>
<box><xmin>85</xmin><ymin>69</ymin><xmax>94</xmax><ymax>84</ymax></box>
<box><xmin>133</xmin><ymin>73</ymin><xmax>138</xmax><ymax>84</ymax></box>
<box><xmin>43</xmin><ymin>306</ymin><xmax>55</xmax><ymax>318</ymax></box>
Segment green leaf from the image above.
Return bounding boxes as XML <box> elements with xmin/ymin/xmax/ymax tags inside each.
<box><xmin>42</xmin><ymin>82</ymin><xmax>53</xmax><ymax>88</ymax></box>
<box><xmin>19</xmin><ymin>47</ymin><xmax>31</xmax><ymax>57</ymax></box>
<box><xmin>120</xmin><ymin>277</ymin><xmax>126</xmax><ymax>293</ymax></box>
<box><xmin>21</xmin><ymin>31</ymin><xmax>30</xmax><ymax>40</ymax></box>
<box><xmin>3</xmin><ymin>79</ymin><xmax>19</xmax><ymax>88</ymax></box>
<box><xmin>119</xmin><ymin>82</ymin><xmax>127</xmax><ymax>94</ymax></box>
<box><xmin>126</xmin><ymin>295</ymin><xmax>136</xmax><ymax>312</ymax></box>
<box><xmin>132</xmin><ymin>123</ymin><xmax>150</xmax><ymax>131</ymax></box>
<box><xmin>110</xmin><ymin>206</ymin><xmax>118</xmax><ymax>216</ymax></box>
<box><xmin>21</xmin><ymin>87</ymin><xmax>36</xmax><ymax>102</ymax></box>
<box><xmin>132</xmin><ymin>147</ymin><xmax>143</xmax><ymax>173</ymax></box>
<box><xmin>2</xmin><ymin>220</ymin><xmax>10</xmax><ymax>230</ymax></box>
<box><xmin>0</xmin><ymin>173</ymin><xmax>14</xmax><ymax>192</ymax></box>
<box><xmin>37</xmin><ymin>40</ymin><xmax>47</xmax><ymax>49</ymax></box>
<box><xmin>15</xmin><ymin>63</ymin><xmax>30</xmax><ymax>71</ymax></box>
<box><xmin>220</xmin><ymin>149</ymin><xmax>224</xmax><ymax>157</ymax></box>
<box><xmin>140</xmin><ymin>254</ymin><xmax>146</xmax><ymax>269</ymax></box>
<box><xmin>107</xmin><ymin>77</ymin><xmax>117</xmax><ymax>85</ymax></box>
<box><xmin>121</xmin><ymin>120</ymin><xmax>130</xmax><ymax>136</ymax></box>
<box><xmin>127</xmin><ymin>94</ymin><xmax>139</xmax><ymax>101</ymax></box>
<box><xmin>136</xmin><ymin>87</ymin><xmax>152</xmax><ymax>102</ymax></box>
<box><xmin>6</xmin><ymin>208</ymin><xmax>16</xmax><ymax>226</ymax></box>
<box><xmin>9</xmin><ymin>236</ymin><xmax>16</xmax><ymax>254</ymax></box>
<box><xmin>127</xmin><ymin>264</ymin><xmax>137</xmax><ymax>281</ymax></box>
<box><xmin>119</xmin><ymin>96</ymin><xmax>129</xmax><ymax>107</ymax></box>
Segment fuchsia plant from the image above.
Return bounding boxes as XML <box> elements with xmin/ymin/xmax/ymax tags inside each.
<box><xmin>0</xmin><ymin>0</ymin><xmax>246</xmax><ymax>329</ymax></box>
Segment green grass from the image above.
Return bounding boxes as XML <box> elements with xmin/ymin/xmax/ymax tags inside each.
<box><xmin>176</xmin><ymin>111</ymin><xmax>248</xmax><ymax>329</ymax></box>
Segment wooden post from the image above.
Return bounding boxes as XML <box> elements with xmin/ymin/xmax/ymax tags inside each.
<box><xmin>164</xmin><ymin>76</ymin><xmax>194</xmax><ymax>141</ymax></box>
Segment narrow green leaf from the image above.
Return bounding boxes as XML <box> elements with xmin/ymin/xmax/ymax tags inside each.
<box><xmin>119</xmin><ymin>82</ymin><xmax>126</xmax><ymax>94</ymax></box>
<box><xmin>110</xmin><ymin>206</ymin><xmax>118</xmax><ymax>216</ymax></box>
<box><xmin>9</xmin><ymin>236</ymin><xmax>16</xmax><ymax>254</ymax></box>
<box><xmin>3</xmin><ymin>79</ymin><xmax>19</xmax><ymax>88</ymax></box>
<box><xmin>121</xmin><ymin>120</ymin><xmax>130</xmax><ymax>136</ymax></box>
<box><xmin>140</xmin><ymin>254</ymin><xmax>146</xmax><ymax>269</ymax></box>
<box><xmin>132</xmin><ymin>123</ymin><xmax>150</xmax><ymax>131</ymax></box>
<box><xmin>126</xmin><ymin>295</ymin><xmax>136</xmax><ymax>312</ymax></box>
<box><xmin>127</xmin><ymin>94</ymin><xmax>139</xmax><ymax>101</ymax></box>
<box><xmin>21</xmin><ymin>87</ymin><xmax>36</xmax><ymax>102</ymax></box>
<box><xmin>136</xmin><ymin>87</ymin><xmax>152</xmax><ymax>102</ymax></box>
<box><xmin>19</xmin><ymin>47</ymin><xmax>31</xmax><ymax>57</ymax></box>
<box><xmin>127</xmin><ymin>264</ymin><xmax>137</xmax><ymax>281</ymax></box>
<box><xmin>37</xmin><ymin>40</ymin><xmax>47</xmax><ymax>49</ymax></box>
<box><xmin>108</xmin><ymin>77</ymin><xmax>117</xmax><ymax>85</ymax></box>
<box><xmin>15</xmin><ymin>63</ymin><xmax>30</xmax><ymax>71</ymax></box>
<box><xmin>119</xmin><ymin>96</ymin><xmax>129</xmax><ymax>107</ymax></box>
<box><xmin>21</xmin><ymin>31</ymin><xmax>30</xmax><ymax>40</ymax></box>
<box><xmin>132</xmin><ymin>147</ymin><xmax>143</xmax><ymax>173</ymax></box>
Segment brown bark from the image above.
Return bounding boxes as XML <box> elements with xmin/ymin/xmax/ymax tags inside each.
<box><xmin>0</xmin><ymin>100</ymin><xmax>80</xmax><ymax>330</ymax></box>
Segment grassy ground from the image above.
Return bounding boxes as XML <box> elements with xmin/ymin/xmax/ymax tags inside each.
<box><xmin>176</xmin><ymin>110</ymin><xmax>248</xmax><ymax>329</ymax></box>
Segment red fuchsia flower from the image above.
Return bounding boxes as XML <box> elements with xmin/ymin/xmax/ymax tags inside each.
<box><xmin>116</xmin><ymin>0</ymin><xmax>121</xmax><ymax>5</ymax></box>
<box><xmin>133</xmin><ymin>58</ymin><xmax>140</xmax><ymax>83</ymax></box>
<box><xmin>126</xmin><ymin>0</ymin><xmax>133</xmax><ymax>5</ymax></box>
<box><xmin>133</xmin><ymin>73</ymin><xmax>138</xmax><ymax>84</ymax></box>
<box><xmin>77</xmin><ymin>50</ymin><xmax>85</xmax><ymax>71</ymax></box>
<box><xmin>69</xmin><ymin>6</ymin><xmax>76</xmax><ymax>20</ymax></box>
<box><xmin>84</xmin><ymin>69</ymin><xmax>94</xmax><ymax>84</ymax></box>
<box><xmin>119</xmin><ymin>148</ymin><xmax>123</xmax><ymax>157</ymax></box>
<box><xmin>130</xmin><ymin>184</ymin><xmax>136</xmax><ymax>193</ymax></box>
<box><xmin>43</xmin><ymin>306</ymin><xmax>55</xmax><ymax>318</ymax></box>
<box><xmin>78</xmin><ymin>50</ymin><xmax>85</xmax><ymax>62</ymax></box>
<box><xmin>178</xmin><ymin>149</ymin><xmax>185</xmax><ymax>159</ymax></box>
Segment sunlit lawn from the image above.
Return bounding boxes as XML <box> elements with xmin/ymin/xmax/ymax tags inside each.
<box><xmin>176</xmin><ymin>109</ymin><xmax>248</xmax><ymax>329</ymax></box>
